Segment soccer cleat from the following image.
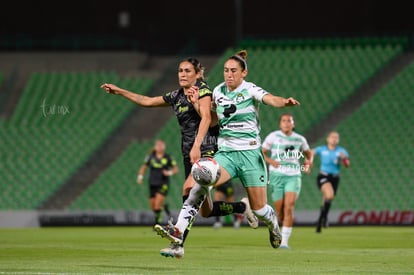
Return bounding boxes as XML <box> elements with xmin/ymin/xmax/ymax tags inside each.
<box><xmin>316</xmin><ymin>224</ymin><xmax>322</xmax><ymax>233</ymax></box>
<box><xmin>269</xmin><ymin>212</ymin><xmax>282</xmax><ymax>248</ymax></box>
<box><xmin>280</xmin><ymin>245</ymin><xmax>290</xmax><ymax>249</ymax></box>
<box><xmin>241</xmin><ymin>197</ymin><xmax>259</xmax><ymax>229</ymax></box>
<box><xmin>316</xmin><ymin>217</ymin><xmax>323</xmax><ymax>233</ymax></box>
<box><xmin>160</xmin><ymin>243</ymin><xmax>184</xmax><ymax>259</ymax></box>
<box><xmin>269</xmin><ymin>226</ymin><xmax>282</xmax><ymax>249</ymax></box>
<box><xmin>154</xmin><ymin>222</ymin><xmax>183</xmax><ymax>245</ymax></box>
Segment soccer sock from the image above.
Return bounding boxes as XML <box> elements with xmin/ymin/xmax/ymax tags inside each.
<box><xmin>253</xmin><ymin>204</ymin><xmax>278</xmax><ymax>230</ymax></box>
<box><xmin>181</xmin><ymin>218</ymin><xmax>193</xmax><ymax>247</ymax></box>
<box><xmin>180</xmin><ymin>195</ymin><xmax>191</xmax><ymax>246</ymax></box>
<box><xmin>323</xmin><ymin>200</ymin><xmax>332</xmax><ymax>220</ymax></box>
<box><xmin>281</xmin><ymin>226</ymin><xmax>292</xmax><ymax>247</ymax></box>
<box><xmin>208</xmin><ymin>201</ymin><xmax>246</xmax><ymax>217</ymax></box>
<box><xmin>318</xmin><ymin>206</ymin><xmax>325</xmax><ymax>222</ymax></box>
<box><xmin>175</xmin><ymin>183</ymin><xmax>208</xmax><ymax>233</ymax></box>
<box><xmin>154</xmin><ymin>210</ymin><xmax>162</xmax><ymax>224</ymax></box>
<box><xmin>164</xmin><ymin>203</ymin><xmax>171</xmax><ymax>217</ymax></box>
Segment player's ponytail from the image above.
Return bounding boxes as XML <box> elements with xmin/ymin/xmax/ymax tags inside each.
<box><xmin>229</xmin><ymin>50</ymin><xmax>248</xmax><ymax>71</ymax></box>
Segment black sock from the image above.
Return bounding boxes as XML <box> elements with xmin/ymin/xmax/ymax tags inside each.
<box><xmin>154</xmin><ymin>210</ymin><xmax>162</xmax><ymax>224</ymax></box>
<box><xmin>208</xmin><ymin>201</ymin><xmax>246</xmax><ymax>217</ymax></box>
<box><xmin>181</xmin><ymin>229</ymin><xmax>189</xmax><ymax>247</ymax></box>
<box><xmin>318</xmin><ymin>206</ymin><xmax>325</xmax><ymax>223</ymax></box>
<box><xmin>164</xmin><ymin>203</ymin><xmax>171</xmax><ymax>217</ymax></box>
<box><xmin>323</xmin><ymin>200</ymin><xmax>332</xmax><ymax>220</ymax></box>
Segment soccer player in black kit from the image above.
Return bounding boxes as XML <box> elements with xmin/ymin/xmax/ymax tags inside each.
<box><xmin>101</xmin><ymin>57</ymin><xmax>257</xmax><ymax>258</ymax></box>
<box><xmin>137</xmin><ymin>139</ymin><xmax>179</xmax><ymax>225</ymax></box>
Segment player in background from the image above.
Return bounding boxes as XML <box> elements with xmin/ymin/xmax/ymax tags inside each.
<box><xmin>313</xmin><ymin>131</ymin><xmax>350</xmax><ymax>233</ymax></box>
<box><xmin>137</xmin><ymin>139</ymin><xmax>178</xmax><ymax>225</ymax></box>
<box><xmin>262</xmin><ymin>113</ymin><xmax>313</xmax><ymax>248</ymax></box>
<box><xmin>101</xmin><ymin>57</ymin><xmax>256</xmax><ymax>258</ymax></box>
<box><xmin>154</xmin><ymin>50</ymin><xmax>301</xmax><ymax>250</ymax></box>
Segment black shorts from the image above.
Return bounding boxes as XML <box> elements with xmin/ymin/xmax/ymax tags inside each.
<box><xmin>215</xmin><ymin>181</ymin><xmax>234</xmax><ymax>197</ymax></box>
<box><xmin>316</xmin><ymin>173</ymin><xmax>340</xmax><ymax>195</ymax></box>
<box><xmin>149</xmin><ymin>184</ymin><xmax>169</xmax><ymax>198</ymax></box>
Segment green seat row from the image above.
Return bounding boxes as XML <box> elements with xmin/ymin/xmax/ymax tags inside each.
<box><xmin>75</xmin><ymin>39</ymin><xmax>406</xmax><ymax>212</ymax></box>
<box><xmin>297</xmin><ymin>61</ymin><xmax>414</xmax><ymax>211</ymax></box>
<box><xmin>0</xmin><ymin>72</ymin><xmax>154</xmax><ymax>209</ymax></box>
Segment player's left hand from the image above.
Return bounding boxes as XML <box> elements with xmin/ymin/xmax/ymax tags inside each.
<box><xmin>303</xmin><ymin>159</ymin><xmax>312</xmax><ymax>174</ymax></box>
<box><xmin>285</xmin><ymin>97</ymin><xmax>300</xmax><ymax>106</ymax></box>
<box><xmin>187</xmin><ymin>86</ymin><xmax>199</xmax><ymax>104</ymax></box>
<box><xmin>189</xmin><ymin>146</ymin><xmax>201</xmax><ymax>164</ymax></box>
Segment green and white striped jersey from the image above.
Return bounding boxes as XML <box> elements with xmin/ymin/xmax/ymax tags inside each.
<box><xmin>213</xmin><ymin>80</ymin><xmax>268</xmax><ymax>151</ymax></box>
<box><xmin>262</xmin><ymin>130</ymin><xmax>310</xmax><ymax>176</ymax></box>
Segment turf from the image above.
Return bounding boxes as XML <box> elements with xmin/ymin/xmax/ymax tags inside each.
<box><xmin>0</xmin><ymin>226</ymin><xmax>413</xmax><ymax>274</ymax></box>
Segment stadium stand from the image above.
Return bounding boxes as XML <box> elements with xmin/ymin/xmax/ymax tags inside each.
<box><xmin>69</xmin><ymin>118</ymin><xmax>183</xmax><ymax>210</ymax></box>
<box><xmin>209</xmin><ymin>38</ymin><xmax>406</xmax><ymax>136</ymax></box>
<box><xmin>67</xmin><ymin>37</ymin><xmax>411</xmax><ymax>212</ymax></box>
<box><xmin>297</xmin><ymin>60</ymin><xmax>414</xmax><ymax>211</ymax></box>
<box><xmin>0</xmin><ymin>72</ymin><xmax>153</xmax><ymax>209</ymax></box>
<box><xmin>2</xmin><ymin>37</ymin><xmax>412</xmax><ymax>215</ymax></box>
<box><xmin>69</xmin><ymin>141</ymin><xmax>153</xmax><ymax>210</ymax></box>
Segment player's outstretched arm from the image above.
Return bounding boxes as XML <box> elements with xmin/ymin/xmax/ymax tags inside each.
<box><xmin>100</xmin><ymin>83</ymin><xmax>167</xmax><ymax>107</ymax></box>
<box><xmin>263</xmin><ymin>94</ymin><xmax>300</xmax><ymax>108</ymax></box>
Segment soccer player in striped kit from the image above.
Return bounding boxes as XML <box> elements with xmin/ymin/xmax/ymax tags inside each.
<box><xmin>101</xmin><ymin>57</ymin><xmax>256</xmax><ymax>258</ymax></box>
<box><xmin>154</xmin><ymin>50</ymin><xmax>301</xmax><ymax>250</ymax></box>
<box><xmin>262</xmin><ymin>113</ymin><xmax>313</xmax><ymax>248</ymax></box>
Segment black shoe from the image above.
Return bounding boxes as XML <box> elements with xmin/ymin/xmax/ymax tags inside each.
<box><xmin>316</xmin><ymin>219</ymin><xmax>322</xmax><ymax>233</ymax></box>
<box><xmin>323</xmin><ymin>218</ymin><xmax>329</xmax><ymax>228</ymax></box>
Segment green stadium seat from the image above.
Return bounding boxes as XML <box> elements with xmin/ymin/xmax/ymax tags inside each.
<box><xmin>0</xmin><ymin>72</ymin><xmax>154</xmax><ymax>210</ymax></box>
<box><xmin>73</xmin><ymin>37</ymin><xmax>408</xmax><ymax>212</ymax></box>
<box><xmin>300</xmin><ymin>61</ymin><xmax>414</xmax><ymax>211</ymax></box>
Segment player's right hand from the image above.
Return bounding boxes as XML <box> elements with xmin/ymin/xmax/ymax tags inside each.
<box><xmin>270</xmin><ymin>159</ymin><xmax>280</xmax><ymax>168</ymax></box>
<box><xmin>100</xmin><ymin>83</ymin><xmax>120</xmax><ymax>94</ymax></box>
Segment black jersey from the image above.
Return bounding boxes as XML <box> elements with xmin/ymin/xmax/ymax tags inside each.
<box><xmin>163</xmin><ymin>80</ymin><xmax>218</xmax><ymax>158</ymax></box>
<box><xmin>144</xmin><ymin>152</ymin><xmax>176</xmax><ymax>186</ymax></box>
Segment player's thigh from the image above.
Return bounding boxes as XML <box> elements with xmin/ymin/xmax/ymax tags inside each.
<box><xmin>269</xmin><ymin>173</ymin><xmax>285</xmax><ymax>202</ymax></box>
<box><xmin>237</xmin><ymin>149</ymin><xmax>268</xmax><ymax>188</ymax></box>
<box><xmin>284</xmin><ymin>176</ymin><xmax>302</xmax><ymax>199</ymax></box>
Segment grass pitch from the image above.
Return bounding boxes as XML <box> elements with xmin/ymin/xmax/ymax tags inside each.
<box><xmin>0</xmin><ymin>226</ymin><xmax>413</xmax><ymax>274</ymax></box>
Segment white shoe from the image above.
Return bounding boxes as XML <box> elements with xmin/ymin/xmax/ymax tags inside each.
<box><xmin>154</xmin><ymin>222</ymin><xmax>183</xmax><ymax>245</ymax></box>
<box><xmin>160</xmin><ymin>243</ymin><xmax>184</xmax><ymax>259</ymax></box>
<box><xmin>213</xmin><ymin>221</ymin><xmax>222</xmax><ymax>229</ymax></box>
<box><xmin>269</xmin><ymin>213</ymin><xmax>282</xmax><ymax>249</ymax></box>
<box><xmin>241</xmin><ymin>197</ymin><xmax>259</xmax><ymax>229</ymax></box>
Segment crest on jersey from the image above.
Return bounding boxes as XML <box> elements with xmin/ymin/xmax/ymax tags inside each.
<box><xmin>236</xmin><ymin>93</ymin><xmax>245</xmax><ymax>103</ymax></box>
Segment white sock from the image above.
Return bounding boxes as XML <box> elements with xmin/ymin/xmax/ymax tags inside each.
<box><xmin>281</xmin><ymin>226</ymin><xmax>292</xmax><ymax>247</ymax></box>
<box><xmin>252</xmin><ymin>204</ymin><xmax>278</xmax><ymax>230</ymax></box>
<box><xmin>175</xmin><ymin>183</ymin><xmax>208</xmax><ymax>233</ymax></box>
